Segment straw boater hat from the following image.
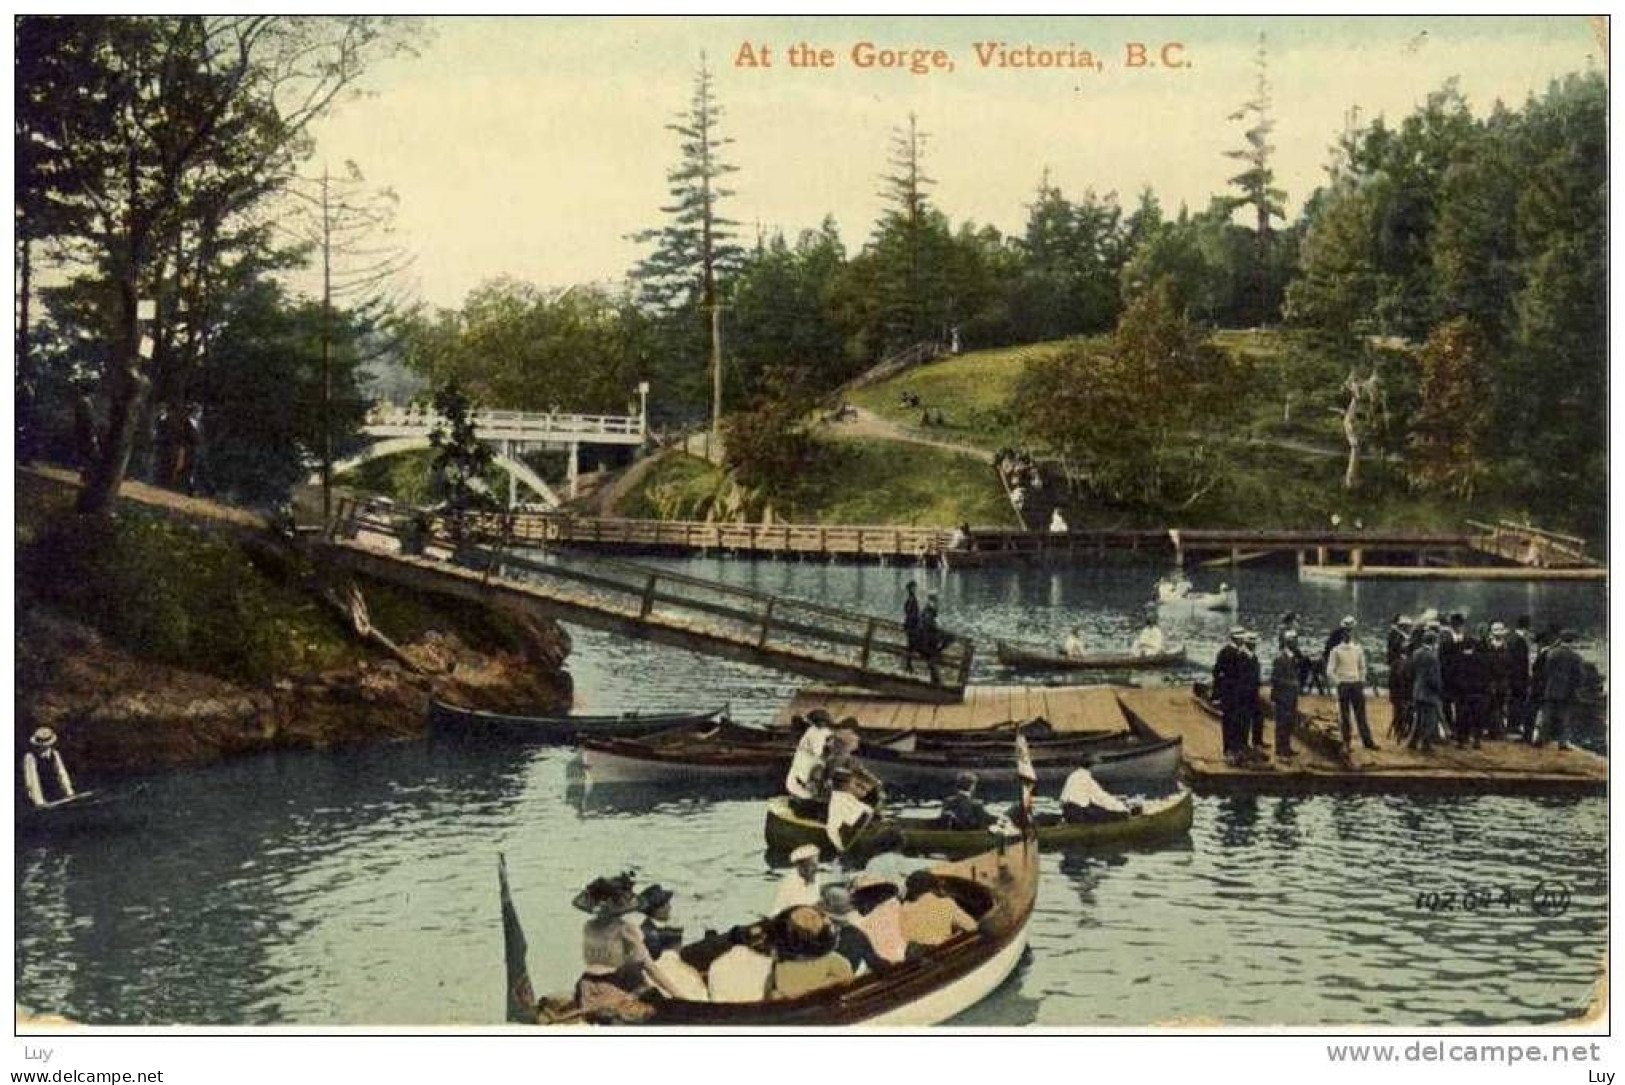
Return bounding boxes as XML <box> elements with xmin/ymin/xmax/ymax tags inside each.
<box><xmin>1490</xmin><ymin>621</ymin><xmax>1507</xmax><ymax>637</ymax></box>
<box><xmin>1229</xmin><ymin>626</ymin><xmax>1245</xmax><ymax>640</ymax></box>
<box><xmin>1341</xmin><ymin>616</ymin><xmax>1356</xmax><ymax>628</ymax></box>
<box><xmin>777</xmin><ymin>905</ymin><xmax>837</xmax><ymax>959</ymax></box>
<box><xmin>572</xmin><ymin>873</ymin><xmax>639</xmax><ymax>916</ymax></box>
<box><xmin>30</xmin><ymin>727</ymin><xmax>56</xmax><ymax>749</ymax></box>
<box><xmin>790</xmin><ymin>844</ymin><xmax>821</xmax><ymax>865</ymax></box>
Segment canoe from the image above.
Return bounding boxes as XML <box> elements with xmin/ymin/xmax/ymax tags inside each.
<box><xmin>995</xmin><ymin>640</ymin><xmax>1187</xmax><ymax>671</ymax></box>
<box><xmin>762</xmin><ymin>789</ymin><xmax>1194</xmax><ymax>857</ymax></box>
<box><xmin>15</xmin><ymin>786</ymin><xmax>149</xmax><ymax>837</ymax></box>
<box><xmin>430</xmin><ymin>700</ymin><xmax>730</xmax><ymax>744</ymax></box>
<box><xmin>579</xmin><ymin>727</ymin><xmax>915</xmax><ymax>787</ymax></box>
<box><xmin>856</xmin><ymin>734</ymin><xmax>1183</xmax><ymax>791</ymax></box>
<box><xmin>501</xmin><ymin>834</ymin><xmax>1039</xmax><ymax>1026</ymax></box>
<box><xmin>1158</xmin><ymin>588</ymin><xmax>1238</xmax><ymax>613</ymax></box>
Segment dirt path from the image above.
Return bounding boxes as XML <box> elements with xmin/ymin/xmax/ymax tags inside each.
<box><xmin>24</xmin><ymin>465</ymin><xmax>269</xmax><ymax>530</ymax></box>
<box><xmin>825</xmin><ymin>406</ymin><xmax>995</xmax><ymax>464</ymax></box>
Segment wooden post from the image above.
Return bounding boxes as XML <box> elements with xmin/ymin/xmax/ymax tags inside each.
<box><xmin>639</xmin><ymin>573</ymin><xmax>658</xmax><ymax>619</ymax></box>
<box><xmin>859</xmin><ymin>618</ymin><xmax>877</xmax><ymax>669</ymax></box>
<box><xmin>1352</xmin><ymin>547</ymin><xmax>1364</xmax><ymax>572</ymax></box>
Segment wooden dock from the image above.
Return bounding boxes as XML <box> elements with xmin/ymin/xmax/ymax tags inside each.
<box><xmin>781</xmin><ymin>685</ymin><xmax>1607</xmax><ymax>797</ymax></box>
<box><xmin>321</xmin><ymin>501</ymin><xmax>973</xmax><ymax>703</ymax></box>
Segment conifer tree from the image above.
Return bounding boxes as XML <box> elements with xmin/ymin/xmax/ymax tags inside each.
<box><xmin>1224</xmin><ymin>33</ymin><xmax>1287</xmax><ymax>323</ymax></box>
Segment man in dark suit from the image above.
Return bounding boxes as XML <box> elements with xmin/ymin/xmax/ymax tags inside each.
<box><xmin>1537</xmin><ymin>630</ymin><xmax>1585</xmax><ymax>751</ymax></box>
<box><xmin>1212</xmin><ymin>627</ymin><xmax>1252</xmax><ymax>766</ymax></box>
<box><xmin>1507</xmin><ymin>615</ymin><xmax>1533</xmax><ymax>740</ymax></box>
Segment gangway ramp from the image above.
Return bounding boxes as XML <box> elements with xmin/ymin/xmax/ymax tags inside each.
<box><xmin>322</xmin><ymin>502</ymin><xmax>972</xmax><ymax>703</ymax></box>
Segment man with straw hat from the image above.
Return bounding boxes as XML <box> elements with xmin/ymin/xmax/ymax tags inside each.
<box><xmin>773</xmin><ymin>844</ymin><xmax>825</xmax><ymax>914</ymax></box>
<box><xmin>22</xmin><ymin>727</ymin><xmax>75</xmax><ymax>808</ymax></box>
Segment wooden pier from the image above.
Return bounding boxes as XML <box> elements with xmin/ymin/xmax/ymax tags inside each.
<box><xmin>322</xmin><ymin>501</ymin><xmax>973</xmax><ymax>703</ymax></box>
<box><xmin>780</xmin><ymin>684</ymin><xmax>1607</xmax><ymax>797</ymax></box>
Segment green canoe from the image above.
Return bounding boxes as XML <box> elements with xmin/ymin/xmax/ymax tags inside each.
<box><xmin>763</xmin><ymin>789</ymin><xmax>1194</xmax><ymax>858</ymax></box>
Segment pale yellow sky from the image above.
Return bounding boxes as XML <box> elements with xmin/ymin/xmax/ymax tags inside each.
<box><xmin>304</xmin><ymin>15</ymin><xmax>1604</xmax><ymax>307</ymax></box>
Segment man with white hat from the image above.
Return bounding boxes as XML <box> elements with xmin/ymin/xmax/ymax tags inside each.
<box><xmin>22</xmin><ymin>727</ymin><xmax>75</xmax><ymax>808</ymax></box>
<box><xmin>1212</xmin><ymin>627</ymin><xmax>1252</xmax><ymax>765</ymax></box>
<box><xmin>1327</xmin><ymin>616</ymin><xmax>1378</xmax><ymax>752</ymax></box>
<box><xmin>1240</xmin><ymin>630</ymin><xmax>1266</xmax><ymax>751</ymax></box>
<box><xmin>1484</xmin><ymin>621</ymin><xmax>1514</xmax><ymax>738</ymax></box>
<box><xmin>773</xmin><ymin>844</ymin><xmax>825</xmax><ymax>914</ymax></box>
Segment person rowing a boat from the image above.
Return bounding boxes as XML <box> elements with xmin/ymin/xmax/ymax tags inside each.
<box><xmin>22</xmin><ymin>728</ymin><xmax>75</xmax><ymax>809</ymax></box>
<box><xmin>1058</xmin><ymin>766</ymin><xmax>1131</xmax><ymax>824</ymax></box>
<box><xmin>825</xmin><ymin>764</ymin><xmax>879</xmax><ymax>852</ymax></box>
<box><xmin>785</xmin><ymin>711</ymin><xmax>836</xmax><ymax>818</ymax></box>
<box><xmin>1063</xmin><ymin>627</ymin><xmax>1087</xmax><ymax>659</ymax></box>
<box><xmin>1132</xmin><ymin>612</ymin><xmax>1166</xmax><ymax>657</ymax></box>
<box><xmin>939</xmin><ymin>771</ymin><xmax>998</xmax><ymax>831</ymax></box>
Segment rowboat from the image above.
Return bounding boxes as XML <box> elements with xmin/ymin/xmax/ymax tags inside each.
<box><xmin>762</xmin><ymin>789</ymin><xmax>1194</xmax><ymax>858</ymax></box>
<box><xmin>430</xmin><ymin>700</ymin><xmax>730</xmax><ymax>744</ymax></box>
<box><xmin>16</xmin><ymin>786</ymin><xmax>149</xmax><ymax>837</ymax></box>
<box><xmin>856</xmin><ymin>734</ymin><xmax>1183</xmax><ymax>791</ymax></box>
<box><xmin>1156</xmin><ymin>574</ymin><xmax>1237</xmax><ymax>613</ymax></box>
<box><xmin>500</xmin><ymin>835</ymin><xmax>1039</xmax><ymax>1026</ymax></box>
<box><xmin>994</xmin><ymin>640</ymin><xmax>1187</xmax><ymax>671</ymax></box>
<box><xmin>579</xmin><ymin>728</ymin><xmax>916</xmax><ymax>787</ymax></box>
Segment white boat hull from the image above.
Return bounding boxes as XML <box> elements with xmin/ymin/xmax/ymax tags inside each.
<box><xmin>860</xmin><ymin>910</ymin><xmax>1031</xmax><ymax>1026</ymax></box>
<box><xmin>580</xmin><ymin>746</ymin><xmax>779</xmax><ymax>786</ymax></box>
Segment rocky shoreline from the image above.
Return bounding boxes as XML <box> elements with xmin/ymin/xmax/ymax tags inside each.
<box><xmin>17</xmin><ymin>606</ymin><xmax>573</xmax><ymax>781</ymax></box>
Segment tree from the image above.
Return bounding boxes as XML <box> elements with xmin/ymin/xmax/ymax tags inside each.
<box><xmin>1014</xmin><ymin>277</ymin><xmax>1248</xmax><ymax>510</ymax></box>
<box><xmin>15</xmin><ymin>16</ymin><xmax>414</xmax><ymax>515</ymax></box>
<box><xmin>1408</xmin><ymin>317</ymin><xmax>1493</xmax><ymax>499</ymax></box>
<box><xmin>1223</xmin><ymin>33</ymin><xmax>1287</xmax><ymax>324</ymax></box>
<box><xmin>428</xmin><ymin>381</ymin><xmax>500</xmax><ymax>541</ymax></box>
<box><xmin>630</xmin><ymin>55</ymin><xmax>744</xmax><ymax>440</ymax></box>
<box><xmin>727</xmin><ymin>220</ymin><xmax>849</xmax><ymax>395</ymax></box>
<box><xmin>868</xmin><ymin>113</ymin><xmax>942</xmax><ymax>349</ymax></box>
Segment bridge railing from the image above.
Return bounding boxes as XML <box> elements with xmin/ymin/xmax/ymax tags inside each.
<box><xmin>363</xmin><ymin>405</ymin><xmax>644</xmax><ymax>440</ymax></box>
<box><xmin>328</xmin><ymin>498</ymin><xmax>974</xmax><ymax>692</ymax></box>
<box><xmin>502</xmin><ymin>513</ymin><xmax>954</xmax><ymax>558</ymax></box>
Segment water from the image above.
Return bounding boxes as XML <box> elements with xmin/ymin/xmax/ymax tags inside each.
<box><xmin>14</xmin><ymin>559</ymin><xmax>1608</xmax><ymax>1026</ymax></box>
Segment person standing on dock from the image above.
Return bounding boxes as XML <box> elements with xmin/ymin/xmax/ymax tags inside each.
<box><xmin>1536</xmin><ymin>630</ymin><xmax>1584</xmax><ymax>751</ymax></box>
<box><xmin>1453</xmin><ymin>635</ymin><xmax>1491</xmax><ymax>750</ymax></box>
<box><xmin>1408</xmin><ymin>631</ymin><xmax>1445</xmax><ymax>752</ymax></box>
<box><xmin>1507</xmin><ymin>616</ymin><xmax>1534</xmax><ymax>740</ymax></box>
<box><xmin>1327</xmin><ymin>617</ymin><xmax>1378</xmax><ymax>753</ymax></box>
<box><xmin>1242</xmin><ymin>631</ymin><xmax>1266</xmax><ymax>751</ymax></box>
<box><xmin>901</xmin><ymin>582</ymin><xmax>922</xmax><ymax>673</ymax></box>
<box><xmin>1386</xmin><ymin>616</ymin><xmax>1415</xmax><ymax>741</ymax></box>
<box><xmin>1213</xmin><ymin>628</ymin><xmax>1252</xmax><ymax>766</ymax></box>
<box><xmin>919</xmin><ymin>593</ymin><xmax>949</xmax><ymax>684</ymax></box>
<box><xmin>1441</xmin><ymin>612</ymin><xmax>1468</xmax><ymax>732</ymax></box>
<box><xmin>1485</xmin><ymin>623</ymin><xmax>1514</xmax><ymax>739</ymax></box>
<box><xmin>1271</xmin><ymin>631</ymin><xmax>1302</xmax><ymax>758</ymax></box>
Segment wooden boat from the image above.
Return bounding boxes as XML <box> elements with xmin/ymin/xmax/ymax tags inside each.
<box><xmin>1156</xmin><ymin>575</ymin><xmax>1237</xmax><ymax>613</ymax></box>
<box><xmin>430</xmin><ymin>700</ymin><xmax>730</xmax><ymax>744</ymax></box>
<box><xmin>762</xmin><ymin>789</ymin><xmax>1194</xmax><ymax>857</ymax></box>
<box><xmin>856</xmin><ymin>734</ymin><xmax>1182</xmax><ymax>791</ymax></box>
<box><xmin>579</xmin><ymin>728</ymin><xmax>915</xmax><ymax>787</ymax></box>
<box><xmin>15</xmin><ymin>786</ymin><xmax>149</xmax><ymax>836</ymax></box>
<box><xmin>994</xmin><ymin>640</ymin><xmax>1187</xmax><ymax>671</ymax></box>
<box><xmin>501</xmin><ymin>834</ymin><xmax>1039</xmax><ymax>1026</ymax></box>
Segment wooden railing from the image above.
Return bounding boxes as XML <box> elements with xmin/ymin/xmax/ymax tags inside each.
<box><xmin>1467</xmin><ymin>520</ymin><xmax>1595</xmax><ymax>568</ymax></box>
<box><xmin>363</xmin><ymin>405</ymin><xmax>645</xmax><ymax>442</ymax></box>
<box><xmin>328</xmin><ymin>498</ymin><xmax>975</xmax><ymax>696</ymax></box>
<box><xmin>509</xmin><ymin>513</ymin><xmax>955</xmax><ymax>559</ymax></box>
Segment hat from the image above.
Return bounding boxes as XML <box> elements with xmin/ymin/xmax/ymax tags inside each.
<box><xmin>29</xmin><ymin>727</ymin><xmax>56</xmax><ymax>749</ymax></box>
<box><xmin>1229</xmin><ymin>626</ymin><xmax>1245</xmax><ymax>638</ymax></box>
<box><xmin>637</xmin><ymin>884</ymin><xmax>674</xmax><ymax>913</ymax></box>
<box><xmin>851</xmin><ymin>872</ymin><xmax>900</xmax><ymax>897</ymax></box>
<box><xmin>1397</xmin><ymin>615</ymin><xmax>1413</xmax><ymax>627</ymax></box>
<box><xmin>819</xmin><ymin>885</ymin><xmax>855</xmax><ymax>917</ymax></box>
<box><xmin>954</xmin><ymin>771</ymin><xmax>978</xmax><ymax>791</ymax></box>
<box><xmin>1449</xmin><ymin>612</ymin><xmax>1465</xmax><ymax>625</ymax></box>
<box><xmin>1341</xmin><ymin>616</ymin><xmax>1356</xmax><ymax>628</ymax></box>
<box><xmin>1490</xmin><ymin>621</ymin><xmax>1507</xmax><ymax>636</ymax></box>
<box><xmin>790</xmin><ymin>844</ymin><xmax>821</xmax><ymax>864</ymax></box>
<box><xmin>806</xmin><ymin>709</ymin><xmax>834</xmax><ymax>727</ymax></box>
<box><xmin>778</xmin><ymin>905</ymin><xmax>836</xmax><ymax>958</ymax></box>
<box><xmin>1243</xmin><ymin>630</ymin><xmax>1258</xmax><ymax>643</ymax></box>
<box><xmin>1282</xmin><ymin>629</ymin><xmax>1298</xmax><ymax>641</ymax></box>
<box><xmin>572</xmin><ymin>873</ymin><xmax>638</xmax><ymax>916</ymax></box>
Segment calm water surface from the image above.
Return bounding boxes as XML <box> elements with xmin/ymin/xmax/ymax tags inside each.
<box><xmin>14</xmin><ymin>559</ymin><xmax>1608</xmax><ymax>1026</ymax></box>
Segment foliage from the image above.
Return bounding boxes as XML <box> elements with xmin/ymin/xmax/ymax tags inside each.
<box><xmin>427</xmin><ymin>381</ymin><xmax>501</xmax><ymax>534</ymax></box>
<box><xmin>720</xmin><ymin>367</ymin><xmax>823</xmax><ymax>503</ymax></box>
<box><xmin>1014</xmin><ymin>278</ymin><xmax>1249</xmax><ymax>510</ymax></box>
<box><xmin>727</xmin><ymin>221</ymin><xmax>851</xmax><ymax>394</ymax></box>
<box><xmin>1408</xmin><ymin>317</ymin><xmax>1494</xmax><ymax>498</ymax></box>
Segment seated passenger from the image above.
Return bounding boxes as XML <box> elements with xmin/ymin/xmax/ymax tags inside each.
<box><xmin>819</xmin><ymin>885</ymin><xmax>888</xmax><ymax>975</ymax></box>
<box><xmin>573</xmin><ymin>874</ymin><xmax>656</xmax><ymax>1013</ymax></box>
<box><xmin>940</xmin><ymin>771</ymin><xmax>997</xmax><ymax>831</ymax></box>
<box><xmin>767</xmin><ymin>906</ymin><xmax>854</xmax><ymax>999</ymax></box>
<box><xmin>1063</xmin><ymin>627</ymin><xmax>1087</xmax><ymax>658</ymax></box>
<box><xmin>899</xmin><ymin>870</ymin><xmax>977</xmax><ymax>957</ymax></box>
<box><xmin>1133</xmin><ymin>615</ymin><xmax>1166</xmax><ymax>657</ymax></box>
<box><xmin>706</xmin><ymin>925</ymin><xmax>773</xmax><ymax>1003</ymax></box>
<box><xmin>1059</xmin><ymin>767</ymin><xmax>1131</xmax><ymax>824</ymax></box>
<box><xmin>636</xmin><ymin>884</ymin><xmax>708</xmax><ymax>1001</ymax></box>
<box><xmin>773</xmin><ymin>844</ymin><xmax>824</xmax><ymax>914</ymax></box>
<box><xmin>850</xmin><ymin>873</ymin><xmax>908</xmax><ymax>965</ymax></box>
<box><xmin>824</xmin><ymin>766</ymin><xmax>876</xmax><ymax>852</ymax></box>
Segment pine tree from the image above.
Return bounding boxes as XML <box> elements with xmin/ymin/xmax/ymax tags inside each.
<box><xmin>871</xmin><ymin>113</ymin><xmax>940</xmax><ymax>347</ymax></box>
<box><xmin>1224</xmin><ymin>33</ymin><xmax>1287</xmax><ymax>323</ymax></box>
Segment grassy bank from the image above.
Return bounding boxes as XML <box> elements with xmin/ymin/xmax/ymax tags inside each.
<box><xmin>17</xmin><ymin>472</ymin><xmax>535</xmax><ymax>686</ymax></box>
<box><xmin>614</xmin><ymin>438</ymin><xmax>1019</xmax><ymax>528</ymax></box>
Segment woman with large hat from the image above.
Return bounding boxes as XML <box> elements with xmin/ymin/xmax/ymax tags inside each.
<box><xmin>572</xmin><ymin>873</ymin><xmax>679</xmax><ymax>1014</ymax></box>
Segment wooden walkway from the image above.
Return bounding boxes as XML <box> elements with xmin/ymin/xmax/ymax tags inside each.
<box><xmin>323</xmin><ymin>502</ymin><xmax>973</xmax><ymax>703</ymax></box>
<box><xmin>779</xmin><ymin>684</ymin><xmax>1607</xmax><ymax>797</ymax></box>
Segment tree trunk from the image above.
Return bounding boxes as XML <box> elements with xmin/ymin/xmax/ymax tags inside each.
<box><xmin>16</xmin><ymin>234</ymin><xmax>37</xmax><ymax>464</ymax></box>
<box><xmin>76</xmin><ymin>278</ymin><xmax>149</xmax><ymax>516</ymax></box>
<box><xmin>1342</xmin><ymin>374</ymin><xmax>1361</xmax><ymax>492</ymax></box>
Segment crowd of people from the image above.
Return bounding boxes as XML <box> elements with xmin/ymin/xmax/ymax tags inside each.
<box><xmin>1209</xmin><ymin>609</ymin><xmax>1591</xmax><ymax>766</ymax></box>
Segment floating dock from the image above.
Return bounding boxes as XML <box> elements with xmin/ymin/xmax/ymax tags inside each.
<box><xmin>782</xmin><ymin>685</ymin><xmax>1607</xmax><ymax>798</ymax></box>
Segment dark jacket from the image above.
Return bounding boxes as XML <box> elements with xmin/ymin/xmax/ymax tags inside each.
<box><xmin>1485</xmin><ymin>640</ymin><xmax>1514</xmax><ymax>694</ymax></box>
<box><xmin>1454</xmin><ymin>644</ymin><xmax>1491</xmax><ymax>702</ymax></box>
<box><xmin>941</xmin><ymin>790</ymin><xmax>996</xmax><ymax>830</ymax></box>
<box><xmin>1506</xmin><ymin>631</ymin><xmax>1531</xmax><ymax>694</ymax></box>
<box><xmin>1270</xmin><ymin>647</ymin><xmax>1301</xmax><ymax>696</ymax></box>
<box><xmin>903</xmin><ymin>594</ymin><xmax>920</xmax><ymax>631</ymax></box>
<box><xmin>1543</xmin><ymin>644</ymin><xmax>1585</xmax><ymax>704</ymax></box>
<box><xmin>1440</xmin><ymin>630</ymin><xmax>1466</xmax><ymax>697</ymax></box>
<box><xmin>1212</xmin><ymin>643</ymin><xmax>1249</xmax><ymax>709</ymax></box>
<box><xmin>919</xmin><ymin>604</ymin><xmax>945</xmax><ymax>656</ymax></box>
<box><xmin>831</xmin><ymin>920</ymin><xmax>888</xmax><ymax>974</ymax></box>
<box><xmin>1411</xmin><ymin>646</ymin><xmax>1444</xmax><ymax>707</ymax></box>
<box><xmin>1386</xmin><ymin>626</ymin><xmax>1409</xmax><ymax>668</ymax></box>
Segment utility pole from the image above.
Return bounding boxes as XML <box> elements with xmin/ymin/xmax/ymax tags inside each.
<box><xmin>320</xmin><ymin>164</ymin><xmax>334</xmax><ymax>524</ymax></box>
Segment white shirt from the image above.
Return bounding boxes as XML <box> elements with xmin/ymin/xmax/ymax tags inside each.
<box><xmin>1059</xmin><ymin>768</ymin><xmax>1129</xmax><ymax>814</ymax></box>
<box><xmin>1327</xmin><ymin>640</ymin><xmax>1368</xmax><ymax>685</ymax></box>
<box><xmin>1133</xmin><ymin>625</ymin><xmax>1166</xmax><ymax>655</ymax></box>
<box><xmin>1064</xmin><ymin>633</ymin><xmax>1086</xmax><ymax>658</ymax></box>
<box><xmin>706</xmin><ymin>946</ymin><xmax>772</xmax><ymax>1003</ymax></box>
<box><xmin>826</xmin><ymin>791</ymin><xmax>873</xmax><ymax>850</ymax></box>
<box><xmin>772</xmin><ymin>870</ymin><xmax>822</xmax><ymax>915</ymax></box>
<box><xmin>651</xmin><ymin>951</ymin><xmax>710</xmax><ymax>1001</ymax></box>
<box><xmin>1050</xmin><ymin>509</ymin><xmax>1068</xmax><ymax>533</ymax></box>
<box><xmin>784</xmin><ymin>725</ymin><xmax>830</xmax><ymax>801</ymax></box>
<box><xmin>22</xmin><ymin>749</ymin><xmax>74</xmax><ymax>808</ymax></box>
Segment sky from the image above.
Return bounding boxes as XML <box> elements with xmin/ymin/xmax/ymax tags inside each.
<box><xmin>303</xmin><ymin>15</ymin><xmax>1605</xmax><ymax>308</ymax></box>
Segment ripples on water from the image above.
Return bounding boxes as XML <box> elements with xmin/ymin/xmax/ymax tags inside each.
<box><xmin>13</xmin><ymin>560</ymin><xmax>1608</xmax><ymax>1026</ymax></box>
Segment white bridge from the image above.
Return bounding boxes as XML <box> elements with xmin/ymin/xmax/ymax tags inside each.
<box><xmin>328</xmin><ymin>401</ymin><xmax>648</xmax><ymax>508</ymax></box>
